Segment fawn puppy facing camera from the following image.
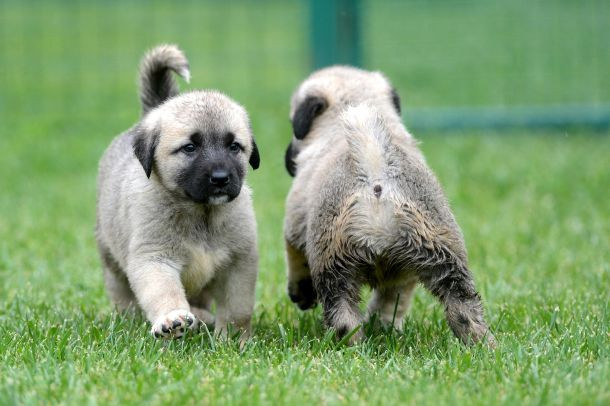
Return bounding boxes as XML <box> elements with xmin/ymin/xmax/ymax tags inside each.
<box><xmin>283</xmin><ymin>66</ymin><xmax>495</xmax><ymax>346</ymax></box>
<box><xmin>96</xmin><ymin>45</ymin><xmax>260</xmax><ymax>340</ymax></box>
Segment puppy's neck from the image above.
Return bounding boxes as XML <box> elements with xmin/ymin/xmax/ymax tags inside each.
<box><xmin>177</xmin><ymin>197</ymin><xmax>231</xmax><ymax>219</ymax></box>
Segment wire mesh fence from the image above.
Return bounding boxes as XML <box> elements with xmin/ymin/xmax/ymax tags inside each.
<box><xmin>1</xmin><ymin>0</ymin><xmax>608</xmax><ymax>133</ymax></box>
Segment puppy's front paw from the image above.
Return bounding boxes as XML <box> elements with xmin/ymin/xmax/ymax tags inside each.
<box><xmin>288</xmin><ymin>278</ymin><xmax>317</xmax><ymax>310</ymax></box>
<box><xmin>151</xmin><ymin>309</ymin><xmax>198</xmax><ymax>339</ymax></box>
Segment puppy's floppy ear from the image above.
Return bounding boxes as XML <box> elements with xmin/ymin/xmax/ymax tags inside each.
<box><xmin>132</xmin><ymin>124</ymin><xmax>160</xmax><ymax>178</ymax></box>
<box><xmin>292</xmin><ymin>95</ymin><xmax>328</xmax><ymax>140</ymax></box>
<box><xmin>284</xmin><ymin>142</ymin><xmax>297</xmax><ymax>177</ymax></box>
<box><xmin>249</xmin><ymin>137</ymin><xmax>260</xmax><ymax>170</ymax></box>
<box><xmin>390</xmin><ymin>88</ymin><xmax>401</xmax><ymax>114</ymax></box>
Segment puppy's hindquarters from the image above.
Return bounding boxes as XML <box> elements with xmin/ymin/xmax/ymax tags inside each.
<box><xmin>309</xmin><ymin>190</ymin><xmax>415</xmax><ymax>338</ymax></box>
<box><xmin>309</xmin><ymin>104</ymin><xmax>494</xmax><ymax>345</ymax></box>
<box><xmin>360</xmin><ymin>194</ymin><xmax>494</xmax><ymax>345</ymax></box>
<box><xmin>311</xmin><ymin>181</ymin><xmax>493</xmax><ymax>345</ymax></box>
<box><xmin>307</xmin><ymin>104</ymin><xmax>417</xmax><ymax>337</ymax></box>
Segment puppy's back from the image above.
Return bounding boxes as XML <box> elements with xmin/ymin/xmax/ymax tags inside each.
<box><xmin>321</xmin><ymin>104</ymin><xmax>466</xmax><ymax>261</ymax></box>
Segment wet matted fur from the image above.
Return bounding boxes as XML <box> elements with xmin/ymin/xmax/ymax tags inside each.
<box><xmin>96</xmin><ymin>45</ymin><xmax>260</xmax><ymax>340</ymax></box>
<box><xmin>284</xmin><ymin>66</ymin><xmax>495</xmax><ymax>346</ymax></box>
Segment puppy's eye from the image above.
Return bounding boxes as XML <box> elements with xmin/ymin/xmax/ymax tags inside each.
<box><xmin>182</xmin><ymin>144</ymin><xmax>196</xmax><ymax>153</ymax></box>
<box><xmin>229</xmin><ymin>142</ymin><xmax>241</xmax><ymax>153</ymax></box>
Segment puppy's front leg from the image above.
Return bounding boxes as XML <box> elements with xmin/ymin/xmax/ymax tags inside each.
<box><xmin>127</xmin><ymin>259</ymin><xmax>198</xmax><ymax>339</ymax></box>
<box><xmin>286</xmin><ymin>240</ymin><xmax>317</xmax><ymax>310</ymax></box>
<box><xmin>213</xmin><ymin>251</ymin><xmax>257</xmax><ymax>344</ymax></box>
<box><xmin>189</xmin><ymin>285</ymin><xmax>216</xmax><ymax>328</ymax></box>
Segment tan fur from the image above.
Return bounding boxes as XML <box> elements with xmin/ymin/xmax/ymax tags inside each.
<box><xmin>182</xmin><ymin>244</ymin><xmax>230</xmax><ymax>297</ymax></box>
<box><xmin>284</xmin><ymin>66</ymin><xmax>494</xmax><ymax>346</ymax></box>
<box><xmin>96</xmin><ymin>45</ymin><xmax>258</xmax><ymax>341</ymax></box>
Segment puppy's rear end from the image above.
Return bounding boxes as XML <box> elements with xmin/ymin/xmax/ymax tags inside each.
<box><xmin>320</xmin><ymin>105</ymin><xmax>489</xmax><ymax>343</ymax></box>
<box><xmin>337</xmin><ymin>104</ymin><xmax>417</xmax><ymax>251</ymax></box>
<box><xmin>284</xmin><ymin>66</ymin><xmax>494</xmax><ymax>347</ymax></box>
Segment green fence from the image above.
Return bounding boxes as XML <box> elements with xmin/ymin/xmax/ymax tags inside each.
<box><xmin>310</xmin><ymin>0</ymin><xmax>610</xmax><ymax>131</ymax></box>
<box><xmin>1</xmin><ymin>0</ymin><xmax>609</xmax><ymax>133</ymax></box>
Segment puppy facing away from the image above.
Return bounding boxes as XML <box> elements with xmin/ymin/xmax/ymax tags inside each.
<box><xmin>96</xmin><ymin>45</ymin><xmax>260</xmax><ymax>339</ymax></box>
<box><xmin>284</xmin><ymin>66</ymin><xmax>495</xmax><ymax>346</ymax></box>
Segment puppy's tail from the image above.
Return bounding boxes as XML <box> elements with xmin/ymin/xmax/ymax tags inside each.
<box><xmin>139</xmin><ymin>44</ymin><xmax>190</xmax><ymax>115</ymax></box>
<box><xmin>341</xmin><ymin>103</ymin><xmax>392</xmax><ymax>183</ymax></box>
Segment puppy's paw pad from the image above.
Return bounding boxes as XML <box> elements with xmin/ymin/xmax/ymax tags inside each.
<box><xmin>151</xmin><ymin>309</ymin><xmax>198</xmax><ymax>339</ymax></box>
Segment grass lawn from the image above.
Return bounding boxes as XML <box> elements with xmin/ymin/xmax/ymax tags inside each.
<box><xmin>0</xmin><ymin>1</ymin><xmax>608</xmax><ymax>404</ymax></box>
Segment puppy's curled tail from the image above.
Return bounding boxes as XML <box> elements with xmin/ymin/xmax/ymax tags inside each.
<box><xmin>341</xmin><ymin>103</ymin><xmax>392</xmax><ymax>183</ymax></box>
<box><xmin>139</xmin><ymin>44</ymin><xmax>190</xmax><ymax>115</ymax></box>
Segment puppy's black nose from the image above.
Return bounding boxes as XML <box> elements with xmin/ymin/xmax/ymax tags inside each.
<box><xmin>210</xmin><ymin>170</ymin><xmax>229</xmax><ymax>186</ymax></box>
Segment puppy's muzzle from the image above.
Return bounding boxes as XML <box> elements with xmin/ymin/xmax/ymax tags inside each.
<box><xmin>182</xmin><ymin>169</ymin><xmax>241</xmax><ymax>205</ymax></box>
<box><xmin>207</xmin><ymin>169</ymin><xmax>237</xmax><ymax>203</ymax></box>
<box><xmin>210</xmin><ymin>169</ymin><xmax>230</xmax><ymax>187</ymax></box>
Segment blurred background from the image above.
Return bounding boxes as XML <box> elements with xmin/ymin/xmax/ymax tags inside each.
<box><xmin>0</xmin><ymin>0</ymin><xmax>608</xmax><ymax>306</ymax></box>
<box><xmin>2</xmin><ymin>0</ymin><xmax>609</xmax><ymax>126</ymax></box>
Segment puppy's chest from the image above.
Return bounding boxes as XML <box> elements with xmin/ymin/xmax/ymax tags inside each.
<box><xmin>181</xmin><ymin>244</ymin><xmax>230</xmax><ymax>296</ymax></box>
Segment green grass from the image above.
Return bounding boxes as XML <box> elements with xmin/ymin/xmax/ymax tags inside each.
<box><xmin>0</xmin><ymin>1</ymin><xmax>608</xmax><ymax>404</ymax></box>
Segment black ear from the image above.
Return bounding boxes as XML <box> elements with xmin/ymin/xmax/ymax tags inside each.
<box><xmin>284</xmin><ymin>142</ymin><xmax>297</xmax><ymax>177</ymax></box>
<box><xmin>133</xmin><ymin>125</ymin><xmax>160</xmax><ymax>178</ymax></box>
<box><xmin>249</xmin><ymin>138</ymin><xmax>260</xmax><ymax>170</ymax></box>
<box><xmin>391</xmin><ymin>88</ymin><xmax>401</xmax><ymax>114</ymax></box>
<box><xmin>292</xmin><ymin>95</ymin><xmax>328</xmax><ymax>140</ymax></box>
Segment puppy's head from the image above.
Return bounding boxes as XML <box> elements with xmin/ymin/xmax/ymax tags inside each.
<box><xmin>285</xmin><ymin>66</ymin><xmax>401</xmax><ymax>176</ymax></box>
<box><xmin>133</xmin><ymin>91</ymin><xmax>260</xmax><ymax>205</ymax></box>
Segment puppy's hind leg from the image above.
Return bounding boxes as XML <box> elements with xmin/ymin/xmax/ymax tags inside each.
<box><xmin>397</xmin><ymin>203</ymin><xmax>494</xmax><ymax>346</ymax></box>
<box><xmin>286</xmin><ymin>240</ymin><xmax>317</xmax><ymax>310</ymax></box>
<box><xmin>99</xmin><ymin>244</ymin><xmax>136</xmax><ymax>311</ymax></box>
<box><xmin>419</xmin><ymin>262</ymin><xmax>495</xmax><ymax>347</ymax></box>
<box><xmin>189</xmin><ymin>285</ymin><xmax>215</xmax><ymax>329</ymax></box>
<box><xmin>213</xmin><ymin>251</ymin><xmax>258</xmax><ymax>345</ymax></box>
<box><xmin>312</xmin><ymin>258</ymin><xmax>364</xmax><ymax>345</ymax></box>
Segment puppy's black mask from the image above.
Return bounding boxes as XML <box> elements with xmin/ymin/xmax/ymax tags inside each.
<box><xmin>176</xmin><ymin>132</ymin><xmax>246</xmax><ymax>204</ymax></box>
<box><xmin>134</xmin><ymin>125</ymin><xmax>260</xmax><ymax>205</ymax></box>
